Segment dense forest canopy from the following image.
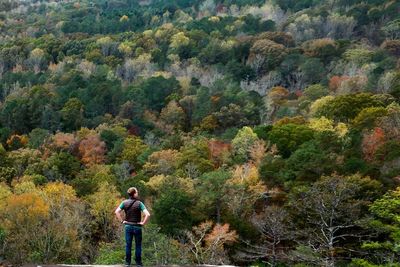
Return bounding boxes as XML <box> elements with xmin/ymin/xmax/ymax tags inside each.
<box><xmin>0</xmin><ymin>0</ymin><xmax>399</xmax><ymax>266</ymax></box>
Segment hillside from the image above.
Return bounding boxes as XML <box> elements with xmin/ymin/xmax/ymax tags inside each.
<box><xmin>0</xmin><ymin>0</ymin><xmax>400</xmax><ymax>266</ymax></box>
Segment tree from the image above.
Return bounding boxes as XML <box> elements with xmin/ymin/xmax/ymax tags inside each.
<box><xmin>268</xmin><ymin>123</ymin><xmax>314</xmax><ymax>158</ymax></box>
<box><xmin>143</xmin><ymin>149</ymin><xmax>182</xmax><ymax>176</ymax></box>
<box><xmin>159</xmin><ymin>100</ymin><xmax>186</xmax><ymax>131</ymax></box>
<box><xmin>86</xmin><ymin>182</ymin><xmax>122</xmax><ymax>242</ymax></box>
<box><xmin>28</xmin><ymin>48</ymin><xmax>46</xmax><ymax>73</ymax></box>
<box><xmin>289</xmin><ymin>174</ymin><xmax>381</xmax><ymax>267</ymax></box>
<box><xmin>96</xmin><ymin>37</ymin><xmax>116</xmax><ymax>57</ymax></box>
<box><xmin>117</xmin><ymin>54</ymin><xmax>156</xmax><ymax>83</ymax></box>
<box><xmin>0</xmin><ymin>193</ymin><xmax>50</xmax><ymax>264</ymax></box>
<box><xmin>302</xmin><ymin>84</ymin><xmax>329</xmax><ymax>101</ymax></box>
<box><xmin>248</xmin><ymin>39</ymin><xmax>287</xmax><ymax>74</ymax></box>
<box><xmin>153</xmin><ymin>188</ymin><xmax>194</xmax><ymax>236</ymax></box>
<box><xmin>38</xmin><ymin>182</ymin><xmax>86</xmax><ymax>262</ymax></box>
<box><xmin>314</xmin><ymin>93</ymin><xmax>383</xmax><ymax>122</ymax></box>
<box><xmin>283</xmin><ymin>141</ymin><xmax>335</xmax><ymax>183</ymax></box>
<box><xmin>362</xmin><ymin>127</ymin><xmax>385</xmax><ymax>163</ymax></box>
<box><xmin>302</xmin><ymin>38</ymin><xmax>338</xmax><ymax>63</ymax></box>
<box><xmin>119</xmin><ymin>136</ymin><xmax>148</xmax><ymax>169</ymax></box>
<box><xmin>46</xmin><ymin>151</ymin><xmax>81</xmax><ymax>181</ymax></box>
<box><xmin>204</xmin><ymin>223</ymin><xmax>238</xmax><ymax>264</ymax></box>
<box><xmin>178</xmin><ymin>139</ymin><xmax>214</xmax><ymax>177</ymax></box>
<box><xmin>265</xmin><ymin>86</ymin><xmax>289</xmax><ymax>123</ymax></box>
<box><xmin>381</xmin><ymin>40</ymin><xmax>400</xmax><ymax>57</ymax></box>
<box><xmin>208</xmin><ymin>139</ymin><xmax>231</xmax><ymax>168</ymax></box>
<box><xmin>354</xmin><ymin>187</ymin><xmax>400</xmax><ymax>266</ymax></box>
<box><xmin>225</xmin><ymin>164</ymin><xmax>266</xmax><ymax>218</ymax></box>
<box><xmin>72</xmin><ymin>164</ymin><xmax>117</xmax><ymax>197</ymax></box>
<box><xmin>28</xmin><ymin>128</ymin><xmax>50</xmax><ymax>149</ymax></box>
<box><xmin>61</xmin><ymin>98</ymin><xmax>84</xmax><ymax>131</ymax></box>
<box><xmin>78</xmin><ymin>135</ymin><xmax>106</xmax><ymax>166</ymax></box>
<box><xmin>231</xmin><ymin>126</ymin><xmax>259</xmax><ymax>162</ymax></box>
<box><xmin>196</xmin><ymin>170</ymin><xmax>231</xmax><ymax>223</ymax></box>
<box><xmin>213</xmin><ymin>104</ymin><xmax>251</xmax><ymax>129</ymax></box>
<box><xmin>352</xmin><ymin>107</ymin><xmax>388</xmax><ymax>130</ymax></box>
<box><xmin>238</xmin><ymin>206</ymin><xmax>292</xmax><ymax>266</ymax></box>
<box><xmin>185</xmin><ymin>221</ymin><xmax>238</xmax><ymax>265</ymax></box>
<box><xmin>48</xmin><ymin>132</ymin><xmax>77</xmax><ymax>152</ymax></box>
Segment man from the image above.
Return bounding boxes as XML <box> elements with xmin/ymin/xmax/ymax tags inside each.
<box><xmin>115</xmin><ymin>187</ymin><xmax>150</xmax><ymax>267</ymax></box>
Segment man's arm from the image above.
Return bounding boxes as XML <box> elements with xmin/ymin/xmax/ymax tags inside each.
<box><xmin>140</xmin><ymin>209</ymin><xmax>150</xmax><ymax>225</ymax></box>
<box><xmin>115</xmin><ymin>206</ymin><xmax>125</xmax><ymax>224</ymax></box>
<box><xmin>139</xmin><ymin>202</ymin><xmax>150</xmax><ymax>225</ymax></box>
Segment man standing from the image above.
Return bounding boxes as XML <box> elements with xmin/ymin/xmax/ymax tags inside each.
<box><xmin>115</xmin><ymin>187</ymin><xmax>150</xmax><ymax>267</ymax></box>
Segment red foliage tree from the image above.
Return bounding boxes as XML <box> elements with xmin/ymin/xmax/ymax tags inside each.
<box><xmin>362</xmin><ymin>127</ymin><xmax>385</xmax><ymax>162</ymax></box>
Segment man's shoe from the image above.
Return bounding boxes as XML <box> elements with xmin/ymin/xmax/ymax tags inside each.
<box><xmin>136</xmin><ymin>265</ymin><xmax>143</xmax><ymax>267</ymax></box>
<box><xmin>124</xmin><ymin>264</ymin><xmax>130</xmax><ymax>267</ymax></box>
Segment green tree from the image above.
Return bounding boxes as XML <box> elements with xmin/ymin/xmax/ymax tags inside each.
<box><xmin>46</xmin><ymin>152</ymin><xmax>81</xmax><ymax>182</ymax></box>
<box><xmin>268</xmin><ymin>123</ymin><xmax>314</xmax><ymax>158</ymax></box>
<box><xmin>231</xmin><ymin>126</ymin><xmax>258</xmax><ymax>163</ymax></box>
<box><xmin>353</xmin><ymin>187</ymin><xmax>400</xmax><ymax>266</ymax></box>
<box><xmin>119</xmin><ymin>136</ymin><xmax>148</xmax><ymax>169</ymax></box>
<box><xmin>153</xmin><ymin>188</ymin><xmax>194</xmax><ymax>236</ymax></box>
<box><xmin>28</xmin><ymin>128</ymin><xmax>50</xmax><ymax>149</ymax></box>
<box><xmin>196</xmin><ymin>170</ymin><xmax>231</xmax><ymax>223</ymax></box>
<box><xmin>315</xmin><ymin>93</ymin><xmax>384</xmax><ymax>122</ymax></box>
<box><xmin>61</xmin><ymin>98</ymin><xmax>84</xmax><ymax>131</ymax></box>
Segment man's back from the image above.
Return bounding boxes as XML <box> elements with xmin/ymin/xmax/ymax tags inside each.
<box><xmin>120</xmin><ymin>198</ymin><xmax>143</xmax><ymax>224</ymax></box>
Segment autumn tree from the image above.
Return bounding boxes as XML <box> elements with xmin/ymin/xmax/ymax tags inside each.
<box><xmin>159</xmin><ymin>100</ymin><xmax>186</xmax><ymax>132</ymax></box>
<box><xmin>38</xmin><ymin>182</ymin><xmax>86</xmax><ymax>262</ymax></box>
<box><xmin>0</xmin><ymin>193</ymin><xmax>50</xmax><ymax>264</ymax></box>
<box><xmin>78</xmin><ymin>134</ymin><xmax>106</xmax><ymax>166</ymax></box>
<box><xmin>185</xmin><ymin>221</ymin><xmax>238</xmax><ymax>265</ymax></box>
<box><xmin>225</xmin><ymin>164</ymin><xmax>266</xmax><ymax>218</ymax></box>
<box><xmin>178</xmin><ymin>139</ymin><xmax>214</xmax><ymax>177</ymax></box>
<box><xmin>86</xmin><ymin>182</ymin><xmax>122</xmax><ymax>242</ymax></box>
<box><xmin>362</xmin><ymin>127</ymin><xmax>386</xmax><ymax>162</ymax></box>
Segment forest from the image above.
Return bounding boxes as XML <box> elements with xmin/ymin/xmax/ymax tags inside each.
<box><xmin>0</xmin><ymin>0</ymin><xmax>399</xmax><ymax>266</ymax></box>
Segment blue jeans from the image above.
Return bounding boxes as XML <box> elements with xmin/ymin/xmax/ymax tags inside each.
<box><xmin>125</xmin><ymin>225</ymin><xmax>142</xmax><ymax>266</ymax></box>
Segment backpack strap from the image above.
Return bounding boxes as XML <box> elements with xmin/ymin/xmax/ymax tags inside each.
<box><xmin>124</xmin><ymin>199</ymin><xmax>137</xmax><ymax>211</ymax></box>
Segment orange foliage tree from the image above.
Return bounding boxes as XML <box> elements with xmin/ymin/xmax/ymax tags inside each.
<box><xmin>186</xmin><ymin>221</ymin><xmax>238</xmax><ymax>264</ymax></box>
<box><xmin>78</xmin><ymin>134</ymin><xmax>106</xmax><ymax>166</ymax></box>
<box><xmin>208</xmin><ymin>139</ymin><xmax>231</xmax><ymax>168</ymax></box>
<box><xmin>329</xmin><ymin>75</ymin><xmax>349</xmax><ymax>92</ymax></box>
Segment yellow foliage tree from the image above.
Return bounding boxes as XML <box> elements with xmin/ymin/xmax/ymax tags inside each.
<box><xmin>170</xmin><ymin>32</ymin><xmax>190</xmax><ymax>49</ymax></box>
<box><xmin>86</xmin><ymin>182</ymin><xmax>122</xmax><ymax>242</ymax></box>
<box><xmin>119</xmin><ymin>136</ymin><xmax>148</xmax><ymax>168</ymax></box>
<box><xmin>0</xmin><ymin>193</ymin><xmax>49</xmax><ymax>263</ymax></box>
<box><xmin>225</xmin><ymin>164</ymin><xmax>266</xmax><ymax>217</ymax></box>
